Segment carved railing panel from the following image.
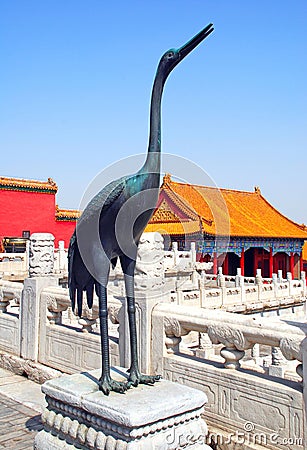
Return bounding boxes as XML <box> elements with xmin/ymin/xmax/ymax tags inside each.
<box><xmin>153</xmin><ymin>303</ymin><xmax>306</xmax><ymax>377</ymax></box>
<box><xmin>0</xmin><ymin>280</ymin><xmax>23</xmax><ymax>314</ymax></box>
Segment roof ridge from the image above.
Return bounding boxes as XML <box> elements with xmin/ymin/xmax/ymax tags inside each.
<box><xmin>169</xmin><ymin>178</ymin><xmax>256</xmax><ymax>195</ymax></box>
<box><xmin>161</xmin><ymin>182</ymin><xmax>201</xmax><ymax>221</ymax></box>
<box><xmin>163</xmin><ymin>178</ymin><xmax>214</xmax><ymax>226</ymax></box>
<box><xmin>0</xmin><ymin>175</ymin><xmax>58</xmax><ymax>192</ymax></box>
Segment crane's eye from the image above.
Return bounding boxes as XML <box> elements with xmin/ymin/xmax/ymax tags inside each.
<box><xmin>167</xmin><ymin>52</ymin><xmax>174</xmax><ymax>58</ymax></box>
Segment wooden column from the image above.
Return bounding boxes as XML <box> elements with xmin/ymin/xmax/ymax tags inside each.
<box><xmin>269</xmin><ymin>247</ymin><xmax>273</xmax><ymax>278</ymax></box>
<box><xmin>290</xmin><ymin>252</ymin><xmax>294</xmax><ymax>278</ymax></box>
<box><xmin>253</xmin><ymin>249</ymin><xmax>258</xmax><ymax>277</ymax></box>
<box><xmin>240</xmin><ymin>248</ymin><xmax>245</xmax><ymax>276</ymax></box>
<box><xmin>213</xmin><ymin>252</ymin><xmax>218</xmax><ymax>275</ymax></box>
<box><xmin>223</xmin><ymin>253</ymin><xmax>229</xmax><ymax>275</ymax></box>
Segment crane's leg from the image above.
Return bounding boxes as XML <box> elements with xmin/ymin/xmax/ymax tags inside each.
<box><xmin>120</xmin><ymin>255</ymin><xmax>161</xmax><ymax>387</ymax></box>
<box><xmin>97</xmin><ymin>282</ymin><xmax>129</xmax><ymax>395</ymax></box>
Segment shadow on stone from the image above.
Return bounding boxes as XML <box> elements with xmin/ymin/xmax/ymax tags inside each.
<box><xmin>26</xmin><ymin>415</ymin><xmax>43</xmax><ymax>432</ymax></box>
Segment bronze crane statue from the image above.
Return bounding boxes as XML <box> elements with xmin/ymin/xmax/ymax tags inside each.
<box><xmin>68</xmin><ymin>23</ymin><xmax>214</xmax><ymax>395</ymax></box>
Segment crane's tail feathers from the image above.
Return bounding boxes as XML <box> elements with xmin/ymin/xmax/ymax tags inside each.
<box><xmin>77</xmin><ymin>289</ymin><xmax>83</xmax><ymax>317</ymax></box>
<box><xmin>86</xmin><ymin>283</ymin><xmax>94</xmax><ymax>309</ymax></box>
<box><xmin>68</xmin><ymin>232</ymin><xmax>77</xmax><ymax>311</ymax></box>
<box><xmin>70</xmin><ymin>285</ymin><xmax>76</xmax><ymax>312</ymax></box>
<box><xmin>68</xmin><ymin>230</ymin><xmax>96</xmax><ymax>317</ymax></box>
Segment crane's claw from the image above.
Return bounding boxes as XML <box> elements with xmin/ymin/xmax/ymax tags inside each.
<box><xmin>127</xmin><ymin>369</ymin><xmax>161</xmax><ymax>388</ymax></box>
<box><xmin>99</xmin><ymin>376</ymin><xmax>129</xmax><ymax>395</ymax></box>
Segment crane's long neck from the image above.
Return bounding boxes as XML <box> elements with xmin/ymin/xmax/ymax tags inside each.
<box><xmin>142</xmin><ymin>73</ymin><xmax>166</xmax><ymax>178</ymax></box>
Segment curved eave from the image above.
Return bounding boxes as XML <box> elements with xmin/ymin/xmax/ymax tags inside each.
<box><xmin>302</xmin><ymin>242</ymin><xmax>307</xmax><ymax>261</ymax></box>
<box><xmin>145</xmin><ymin>220</ymin><xmax>202</xmax><ymax>235</ymax></box>
<box><xmin>55</xmin><ymin>217</ymin><xmax>79</xmax><ymax>222</ymax></box>
<box><xmin>0</xmin><ymin>185</ymin><xmax>57</xmax><ymax>194</ymax></box>
<box><xmin>56</xmin><ymin>209</ymin><xmax>80</xmax><ymax>222</ymax></box>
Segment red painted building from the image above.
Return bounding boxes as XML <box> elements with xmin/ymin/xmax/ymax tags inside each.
<box><xmin>0</xmin><ymin>176</ymin><xmax>79</xmax><ymax>248</ymax></box>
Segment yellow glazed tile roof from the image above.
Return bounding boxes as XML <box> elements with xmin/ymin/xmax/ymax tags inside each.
<box><xmin>55</xmin><ymin>206</ymin><xmax>81</xmax><ymax>221</ymax></box>
<box><xmin>146</xmin><ymin>174</ymin><xmax>307</xmax><ymax>239</ymax></box>
<box><xmin>146</xmin><ymin>221</ymin><xmax>201</xmax><ymax>235</ymax></box>
<box><xmin>0</xmin><ymin>176</ymin><xmax>58</xmax><ymax>193</ymax></box>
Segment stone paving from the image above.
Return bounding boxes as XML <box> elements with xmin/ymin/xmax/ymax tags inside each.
<box><xmin>0</xmin><ymin>369</ymin><xmax>46</xmax><ymax>449</ymax></box>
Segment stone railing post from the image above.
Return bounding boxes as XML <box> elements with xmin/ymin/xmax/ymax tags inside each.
<box><xmin>255</xmin><ymin>268</ymin><xmax>263</xmax><ymax>301</ymax></box>
<box><xmin>301</xmin><ymin>338</ymin><xmax>307</xmax><ymax>425</ymax></box>
<box><xmin>190</xmin><ymin>242</ymin><xmax>196</xmax><ymax>263</ymax></box>
<box><xmin>235</xmin><ymin>268</ymin><xmax>246</xmax><ymax>304</ymax></box>
<box><xmin>25</xmin><ymin>239</ymin><xmax>30</xmax><ymax>274</ymax></box>
<box><xmin>172</xmin><ymin>241</ymin><xmax>179</xmax><ymax>266</ymax></box>
<box><xmin>20</xmin><ymin>233</ymin><xmax>57</xmax><ymax>362</ymax></box>
<box><xmin>216</xmin><ymin>267</ymin><xmax>223</xmax><ymax>287</ymax></box>
<box><xmin>301</xmin><ymin>272</ymin><xmax>306</xmax><ymax>317</ymax></box>
<box><xmin>199</xmin><ymin>271</ymin><xmax>207</xmax><ymax>307</ymax></box>
<box><xmin>301</xmin><ymin>271</ymin><xmax>306</xmax><ymax>291</ymax></box>
<box><xmin>272</xmin><ymin>273</ymin><xmax>278</xmax><ymax>298</ymax></box>
<box><xmin>239</xmin><ymin>274</ymin><xmax>246</xmax><ymax>304</ymax></box>
<box><xmin>286</xmin><ymin>271</ymin><xmax>293</xmax><ymax>296</ymax></box>
<box><xmin>217</xmin><ymin>267</ymin><xmax>226</xmax><ymax>305</ymax></box>
<box><xmin>191</xmin><ymin>268</ymin><xmax>199</xmax><ymax>288</ymax></box>
<box><xmin>235</xmin><ymin>268</ymin><xmax>241</xmax><ymax>287</ymax></box>
<box><xmin>175</xmin><ymin>280</ymin><xmax>184</xmax><ymax>304</ymax></box>
<box><xmin>28</xmin><ymin>233</ymin><xmax>55</xmax><ymax>277</ymax></box>
<box><xmin>277</xmin><ymin>269</ymin><xmax>283</xmax><ymax>283</ymax></box>
<box><xmin>58</xmin><ymin>240</ymin><xmax>67</xmax><ymax>273</ymax></box>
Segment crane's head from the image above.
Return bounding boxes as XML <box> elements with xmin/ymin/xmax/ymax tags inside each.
<box><xmin>158</xmin><ymin>23</ymin><xmax>214</xmax><ymax>79</ymax></box>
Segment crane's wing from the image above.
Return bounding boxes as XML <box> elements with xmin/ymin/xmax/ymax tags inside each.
<box><xmin>77</xmin><ymin>176</ymin><xmax>127</xmax><ymax>227</ymax></box>
<box><xmin>68</xmin><ymin>176</ymin><xmax>127</xmax><ymax>316</ymax></box>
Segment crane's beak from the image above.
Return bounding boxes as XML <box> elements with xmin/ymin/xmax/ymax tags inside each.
<box><xmin>178</xmin><ymin>23</ymin><xmax>214</xmax><ymax>62</ymax></box>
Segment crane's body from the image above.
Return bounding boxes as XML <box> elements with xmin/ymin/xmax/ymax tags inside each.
<box><xmin>68</xmin><ymin>23</ymin><xmax>214</xmax><ymax>395</ymax></box>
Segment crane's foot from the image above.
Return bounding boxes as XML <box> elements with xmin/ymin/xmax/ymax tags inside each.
<box><xmin>127</xmin><ymin>368</ymin><xmax>161</xmax><ymax>388</ymax></box>
<box><xmin>99</xmin><ymin>376</ymin><xmax>129</xmax><ymax>396</ymax></box>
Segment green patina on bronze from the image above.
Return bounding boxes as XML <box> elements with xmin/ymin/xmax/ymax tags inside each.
<box><xmin>68</xmin><ymin>24</ymin><xmax>214</xmax><ymax>395</ymax></box>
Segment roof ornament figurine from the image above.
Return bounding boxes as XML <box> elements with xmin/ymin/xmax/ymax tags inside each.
<box><xmin>68</xmin><ymin>24</ymin><xmax>214</xmax><ymax>395</ymax></box>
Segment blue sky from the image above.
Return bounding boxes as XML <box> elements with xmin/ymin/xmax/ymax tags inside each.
<box><xmin>1</xmin><ymin>1</ymin><xmax>306</xmax><ymax>224</ymax></box>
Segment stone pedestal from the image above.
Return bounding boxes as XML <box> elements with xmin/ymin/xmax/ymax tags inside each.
<box><xmin>34</xmin><ymin>367</ymin><xmax>210</xmax><ymax>450</ymax></box>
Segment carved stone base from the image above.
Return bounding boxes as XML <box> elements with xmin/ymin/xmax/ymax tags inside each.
<box><xmin>34</xmin><ymin>367</ymin><xmax>211</xmax><ymax>449</ymax></box>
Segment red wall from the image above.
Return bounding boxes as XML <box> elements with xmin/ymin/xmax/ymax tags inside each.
<box><xmin>0</xmin><ymin>190</ymin><xmax>76</xmax><ymax>248</ymax></box>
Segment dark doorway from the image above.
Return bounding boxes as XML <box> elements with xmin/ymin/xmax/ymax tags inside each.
<box><xmin>245</xmin><ymin>247</ymin><xmax>271</xmax><ymax>278</ymax></box>
<box><xmin>244</xmin><ymin>248</ymin><xmax>255</xmax><ymax>277</ymax></box>
<box><xmin>273</xmin><ymin>252</ymin><xmax>289</xmax><ymax>278</ymax></box>
<box><xmin>227</xmin><ymin>253</ymin><xmax>240</xmax><ymax>276</ymax></box>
